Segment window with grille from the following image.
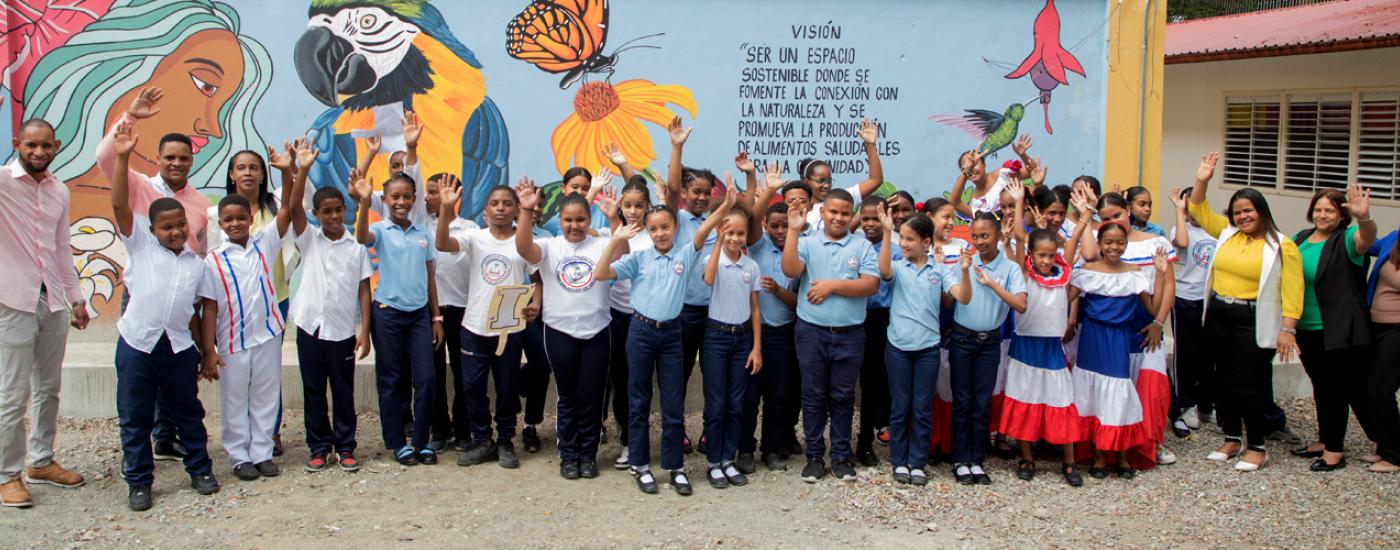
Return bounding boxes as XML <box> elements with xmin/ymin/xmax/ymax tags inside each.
<box><xmin>1222</xmin><ymin>91</ymin><xmax>1400</xmax><ymax>201</ymax></box>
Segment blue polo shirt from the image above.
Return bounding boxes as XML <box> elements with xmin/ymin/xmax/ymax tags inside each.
<box><xmin>369</xmin><ymin>220</ymin><xmax>435</xmax><ymax>311</ymax></box>
<box><xmin>675</xmin><ymin>209</ymin><xmax>717</xmax><ymax>306</ymax></box>
<box><xmin>953</xmin><ymin>250</ymin><xmax>1027</xmax><ymax>331</ymax></box>
<box><xmin>887</xmin><ymin>258</ymin><xmax>955</xmax><ymax>351</ymax></box>
<box><xmin>794</xmin><ymin>231</ymin><xmax>879</xmax><ymax>327</ymax></box>
<box><xmin>610</xmin><ymin>242</ymin><xmax>699</xmax><ymax>322</ymax></box>
<box><xmin>750</xmin><ymin>234</ymin><xmax>797</xmax><ymax>327</ymax></box>
<box><xmin>867</xmin><ymin>238</ymin><xmax>902</xmax><ymax>309</ymax></box>
<box><xmin>707</xmin><ymin>251</ymin><xmax>763</xmax><ymax>324</ymax></box>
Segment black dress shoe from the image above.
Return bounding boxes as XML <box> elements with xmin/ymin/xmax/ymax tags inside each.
<box><xmin>522</xmin><ymin>426</ymin><xmax>542</xmax><ymax>453</ymax></box>
<box><xmin>785</xmin><ymin>439</ymin><xmax>803</xmax><ymax>457</ymax></box>
<box><xmin>128</xmin><ymin>485</ymin><xmax>153</xmax><ymax>511</ymax></box>
<box><xmin>190</xmin><ymin>473</ymin><xmax>221</xmax><ymax>495</ymax></box>
<box><xmin>707</xmin><ymin>467</ymin><xmax>729</xmax><ymax>489</ymax></box>
<box><xmin>761</xmin><ymin>453</ymin><xmax>788</xmax><ymax>471</ymax></box>
<box><xmin>670</xmin><ymin>470</ymin><xmax>693</xmax><ymax>496</ymax></box>
<box><xmin>579</xmin><ymin>461</ymin><xmax>599</xmax><ymax>479</ymax></box>
<box><xmin>255</xmin><ymin>460</ymin><xmax>279</xmax><ymax>477</ymax></box>
<box><xmin>696</xmin><ymin>435</ymin><xmax>708</xmax><ymax>455</ymax></box>
<box><xmin>1061</xmin><ymin>464</ymin><xmax>1083</xmax><ymax>487</ymax></box>
<box><xmin>1310</xmin><ymin>458</ymin><xmax>1347</xmax><ymax>472</ymax></box>
<box><xmin>1290</xmin><ymin>446</ymin><xmax>1324</xmax><ymax>458</ymax></box>
<box><xmin>1088</xmin><ymin>466</ymin><xmax>1109</xmax><ymax>479</ymax></box>
<box><xmin>735</xmin><ymin>453</ymin><xmax>756</xmax><ymax>475</ymax></box>
<box><xmin>233</xmin><ymin>462</ymin><xmax>261</xmax><ymax>481</ymax></box>
<box><xmin>856</xmin><ymin>448</ymin><xmax>879</xmax><ymax>467</ymax></box>
<box><xmin>954</xmin><ymin>464</ymin><xmax>974</xmax><ymax>485</ymax></box>
<box><xmin>632</xmin><ymin>467</ymin><xmax>658</xmax><ymax>494</ymax></box>
<box><xmin>1116</xmin><ymin>466</ymin><xmax>1137</xmax><ymax>480</ymax></box>
<box><xmin>1016</xmin><ymin>460</ymin><xmax>1035</xmax><ymax>481</ymax></box>
<box><xmin>497</xmin><ymin>440</ymin><xmax>520</xmax><ymax>469</ymax></box>
<box><xmin>560</xmin><ymin>460</ymin><xmax>581</xmax><ymax>480</ymax></box>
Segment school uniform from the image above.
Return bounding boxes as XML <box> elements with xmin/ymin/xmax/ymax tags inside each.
<box><xmin>858</xmin><ymin>239</ymin><xmax>899</xmax><ymax>457</ymax></box>
<box><xmin>114</xmin><ymin>222</ymin><xmax>213</xmax><ymax>487</ymax></box>
<box><xmin>742</xmin><ymin>235</ymin><xmax>798</xmax><ymax>457</ymax></box>
<box><xmin>601</xmin><ymin>229</ymin><xmax>653</xmax><ymax>447</ymax></box>
<box><xmin>804</xmin><ymin>183</ymin><xmax>865</xmax><ymax>235</ymax></box>
<box><xmin>431</xmin><ymin>216</ymin><xmax>479</xmax><ymax>445</ymax></box>
<box><xmin>792</xmin><ymin>231</ymin><xmax>879</xmax><ymax>463</ymax></box>
<box><xmin>367</xmin><ymin>219</ymin><xmax>437</xmax><ymax>453</ymax></box>
<box><xmin>535</xmin><ymin>236</ymin><xmax>612</xmax><ymax>464</ymax></box>
<box><xmin>612</xmin><ymin>242</ymin><xmax>699</xmax><ymax>471</ymax></box>
<box><xmin>675</xmin><ymin>209</ymin><xmax>718</xmax><ymax>397</ymax></box>
<box><xmin>520</xmin><ymin>226</ymin><xmax>554</xmax><ymax>429</ymax></box>
<box><xmin>1170</xmin><ymin>223</ymin><xmax>1217</xmax><ymax>419</ymax></box>
<box><xmin>201</xmin><ymin>222</ymin><xmax>290</xmax><ymax>468</ymax></box>
<box><xmin>947</xmin><ymin>250</ymin><xmax>1025</xmax><ymax>467</ymax></box>
<box><xmin>701</xmin><ymin>250</ymin><xmax>763</xmax><ymax>467</ymax></box>
<box><xmin>291</xmin><ymin>225</ymin><xmax>372</xmax><ymax>456</ymax></box>
<box><xmin>454</xmin><ymin>227</ymin><xmax>531</xmax><ymax>445</ymax></box>
<box><xmin>884</xmin><ymin>257</ymin><xmax>955</xmax><ymax>469</ymax></box>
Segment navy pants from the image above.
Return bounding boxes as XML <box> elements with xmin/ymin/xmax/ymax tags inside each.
<box><xmin>947</xmin><ymin>325</ymin><xmax>1001</xmax><ymax>465</ymax></box>
<box><xmin>602</xmin><ymin>309</ymin><xmax>632</xmax><ymax>442</ymax></box>
<box><xmin>115</xmin><ymin>336</ymin><xmax>211</xmax><ymax>487</ymax></box>
<box><xmin>793</xmin><ymin>320</ymin><xmax>865</xmax><ymax>463</ymax></box>
<box><xmin>371</xmin><ymin>303</ymin><xmax>436</xmax><ymax>451</ymax></box>
<box><xmin>741</xmin><ymin>324</ymin><xmax>793</xmax><ymax>454</ymax></box>
<box><xmin>1171</xmin><ymin>298</ymin><xmax>1212</xmax><ymax>417</ymax></box>
<box><xmin>461</xmin><ymin>329</ymin><xmax>523</xmax><ymax>443</ymax></box>
<box><xmin>627</xmin><ymin>319</ymin><xmax>686</xmax><ymax>470</ymax></box>
<box><xmin>295</xmin><ymin>329</ymin><xmax>358</xmax><ymax>455</ymax></box>
<box><xmin>858</xmin><ymin>308</ymin><xmax>892</xmax><ymax>452</ymax></box>
<box><xmin>702</xmin><ymin>324</ymin><xmax>753</xmax><ymax>465</ymax></box>
<box><xmin>679</xmin><ymin>304</ymin><xmax>708</xmax><ymax>408</ymax></box>
<box><xmin>431</xmin><ymin>306</ymin><xmax>470</xmax><ymax>443</ymax></box>
<box><xmin>520</xmin><ymin>319</ymin><xmax>551</xmax><ymax>426</ymax></box>
<box><xmin>886</xmin><ymin>344</ymin><xmax>939</xmax><ymax>469</ymax></box>
<box><xmin>546</xmin><ymin>325</ymin><xmax>610</xmax><ymax>463</ymax></box>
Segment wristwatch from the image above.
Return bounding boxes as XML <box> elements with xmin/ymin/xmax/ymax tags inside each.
<box><xmin>432</xmin><ymin>316</ymin><xmax>443</xmax><ymax>323</ymax></box>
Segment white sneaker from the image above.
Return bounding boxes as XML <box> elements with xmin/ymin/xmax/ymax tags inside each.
<box><xmin>1157</xmin><ymin>446</ymin><xmax>1178</xmax><ymax>465</ymax></box>
<box><xmin>1182</xmin><ymin>407</ymin><xmax>1201</xmax><ymax>430</ymax></box>
<box><xmin>613</xmin><ymin>447</ymin><xmax>630</xmax><ymax>470</ymax></box>
<box><xmin>1200</xmin><ymin>410</ymin><xmax>1216</xmax><ymax>427</ymax></box>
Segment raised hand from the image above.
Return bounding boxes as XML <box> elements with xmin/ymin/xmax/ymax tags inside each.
<box><xmin>516</xmin><ymin>176</ymin><xmax>540</xmax><ymax>210</ymax></box>
<box><xmin>1012</xmin><ymin>134</ymin><xmax>1033</xmax><ymax>157</ymax></box>
<box><xmin>596</xmin><ymin>185</ymin><xmax>618</xmax><ymax>216</ymax></box>
<box><xmin>113</xmin><ymin>120</ymin><xmax>139</xmax><ymax>157</ymax></box>
<box><xmin>786</xmin><ymin>204</ymin><xmax>807</xmax><ymax>229</ymax></box>
<box><xmin>1168</xmin><ymin>186</ymin><xmax>1188</xmax><ymax>212</ymax></box>
<box><xmin>439</xmin><ymin>173</ymin><xmax>463</xmax><ymax>209</ymax></box>
<box><xmin>764</xmin><ymin>162</ymin><xmax>784</xmax><ymax>191</ymax></box>
<box><xmin>1005</xmin><ymin>178</ymin><xmax>1026</xmax><ymax>202</ymax></box>
<box><xmin>128</xmin><ymin>87</ymin><xmax>164</xmax><ymax>120</ymax></box>
<box><xmin>1344</xmin><ymin>182</ymin><xmax>1371</xmax><ymax>221</ymax></box>
<box><xmin>1071</xmin><ymin>187</ymin><xmax>1095</xmax><ymax>222</ymax></box>
<box><xmin>613</xmin><ymin>220</ymin><xmax>643</xmax><ymax>241</ymax></box>
<box><xmin>1152</xmin><ymin>247</ymin><xmax>1170</xmax><ymax>275</ymax></box>
<box><xmin>859</xmin><ymin>118</ymin><xmax>879</xmax><ymax>144</ymax></box>
<box><xmin>590</xmin><ymin>167</ymin><xmax>613</xmax><ymax>192</ymax></box>
<box><xmin>720</xmin><ymin>172</ymin><xmax>739</xmax><ymax>210</ymax></box>
<box><xmin>602</xmin><ymin>142</ymin><xmax>627</xmax><ymax>166</ymax></box>
<box><xmin>1029</xmin><ymin>157</ymin><xmax>1048</xmax><ymax>186</ymax></box>
<box><xmin>667</xmin><ymin>115</ymin><xmax>692</xmax><ymax>146</ymax></box>
<box><xmin>347</xmin><ymin>168</ymin><xmax>371</xmax><ymax>202</ymax></box>
<box><xmin>365</xmin><ymin>135</ymin><xmax>382</xmax><ymax>158</ymax></box>
<box><xmin>1195</xmin><ymin>151</ymin><xmax>1220</xmax><ymax>183</ymax></box>
<box><xmin>962</xmin><ymin>146</ymin><xmax>987</xmax><ymax>176</ymax></box>
<box><xmin>266</xmin><ymin>142</ymin><xmax>292</xmax><ymax>172</ymax></box>
<box><xmin>1028</xmin><ymin>204</ymin><xmax>1046</xmax><ymax>229</ymax></box>
<box><xmin>877</xmin><ymin>202</ymin><xmax>894</xmax><ymax>232</ymax></box>
<box><xmin>402</xmin><ymin>110</ymin><xmax>424</xmax><ymax>149</ymax></box>
<box><xmin>959</xmin><ymin>246</ymin><xmax>974</xmax><ymax>270</ymax></box>
<box><xmin>735</xmin><ymin>150</ymin><xmax>755</xmax><ymax>173</ymax></box>
<box><xmin>294</xmin><ymin>138</ymin><xmax>319</xmax><ymax>171</ymax></box>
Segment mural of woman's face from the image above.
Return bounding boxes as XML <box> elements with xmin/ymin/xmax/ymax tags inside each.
<box><xmin>112</xmin><ymin>29</ymin><xmax>244</xmax><ymax>166</ymax></box>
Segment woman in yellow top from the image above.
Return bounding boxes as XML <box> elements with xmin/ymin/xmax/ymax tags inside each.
<box><xmin>1187</xmin><ymin>152</ymin><xmax>1304</xmax><ymax>472</ymax></box>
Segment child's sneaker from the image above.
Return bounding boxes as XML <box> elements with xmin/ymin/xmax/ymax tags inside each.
<box><xmin>305</xmin><ymin>453</ymin><xmax>328</xmax><ymax>472</ymax></box>
<box><xmin>337</xmin><ymin>451</ymin><xmax>361</xmax><ymax>472</ymax></box>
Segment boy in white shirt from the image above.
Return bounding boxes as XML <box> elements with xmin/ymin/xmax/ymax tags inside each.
<box><xmin>1167</xmin><ymin>187</ymin><xmax>1218</xmax><ymax>433</ymax></box>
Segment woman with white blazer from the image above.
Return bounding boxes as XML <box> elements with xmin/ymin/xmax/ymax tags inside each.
<box><xmin>1187</xmin><ymin>152</ymin><xmax>1305</xmax><ymax>472</ymax></box>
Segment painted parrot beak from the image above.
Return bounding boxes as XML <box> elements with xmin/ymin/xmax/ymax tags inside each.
<box><xmin>294</xmin><ymin>26</ymin><xmax>376</xmax><ymax>107</ymax></box>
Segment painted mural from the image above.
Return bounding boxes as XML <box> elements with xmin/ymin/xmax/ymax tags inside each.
<box><xmin>2</xmin><ymin>0</ymin><xmax>1110</xmax><ymax>323</ymax></box>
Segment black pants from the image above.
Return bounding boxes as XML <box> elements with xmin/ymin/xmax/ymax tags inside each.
<box><xmin>1171</xmin><ymin>298</ymin><xmax>1214</xmax><ymax>417</ymax></box>
<box><xmin>741</xmin><ymin>324</ymin><xmax>794</xmax><ymax>454</ymax></box>
<box><xmin>431</xmin><ymin>306</ymin><xmax>470</xmax><ymax>443</ymax></box>
<box><xmin>1364</xmin><ymin>323</ymin><xmax>1400</xmax><ymax>464</ymax></box>
<box><xmin>546</xmin><ymin>325</ymin><xmax>610</xmax><ymax>463</ymax></box>
<box><xmin>679</xmin><ymin>304</ymin><xmax>708</xmax><ymax>415</ymax></box>
<box><xmin>602</xmin><ymin>308</ymin><xmax>632</xmax><ymax>442</ymax></box>
<box><xmin>296</xmin><ymin>329</ymin><xmax>358</xmax><ymax>454</ymax></box>
<box><xmin>857</xmin><ymin>308</ymin><xmax>891</xmax><ymax>452</ymax></box>
<box><xmin>461</xmin><ymin>329</ymin><xmax>523</xmax><ymax>443</ymax></box>
<box><xmin>520</xmin><ymin>319</ymin><xmax>551</xmax><ymax>426</ymax></box>
<box><xmin>1297</xmin><ymin>330</ymin><xmax>1370</xmax><ymax>453</ymax></box>
<box><xmin>1206</xmin><ymin>300</ymin><xmax>1275</xmax><ymax>448</ymax></box>
<box><xmin>947</xmin><ymin>325</ymin><xmax>1000</xmax><ymax>465</ymax></box>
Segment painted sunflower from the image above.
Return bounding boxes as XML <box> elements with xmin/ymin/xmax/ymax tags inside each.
<box><xmin>551</xmin><ymin>79</ymin><xmax>696</xmax><ymax>175</ymax></box>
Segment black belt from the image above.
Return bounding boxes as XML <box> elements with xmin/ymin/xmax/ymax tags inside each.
<box><xmin>707</xmin><ymin>320</ymin><xmax>751</xmax><ymax>334</ymax></box>
<box><xmin>951</xmin><ymin>323</ymin><xmax>999</xmax><ymax>341</ymax></box>
<box><xmin>632</xmin><ymin>312</ymin><xmax>675</xmax><ymax>329</ymax></box>
<box><xmin>802</xmin><ymin>322</ymin><xmax>861</xmax><ymax>334</ymax></box>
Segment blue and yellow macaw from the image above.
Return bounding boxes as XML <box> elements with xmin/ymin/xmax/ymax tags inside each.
<box><xmin>294</xmin><ymin>0</ymin><xmax>508</xmax><ymax>222</ymax></box>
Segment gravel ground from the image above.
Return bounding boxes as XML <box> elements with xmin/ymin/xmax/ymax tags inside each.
<box><xmin>3</xmin><ymin>398</ymin><xmax>1397</xmax><ymax>548</ymax></box>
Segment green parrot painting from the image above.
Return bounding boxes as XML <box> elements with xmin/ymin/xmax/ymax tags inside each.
<box><xmin>293</xmin><ymin>0</ymin><xmax>509</xmax><ymax>222</ymax></box>
<box><xmin>930</xmin><ymin>103</ymin><xmax>1026</xmax><ymax>156</ymax></box>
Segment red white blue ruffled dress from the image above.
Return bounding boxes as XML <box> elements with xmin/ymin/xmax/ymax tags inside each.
<box><xmin>999</xmin><ymin>256</ymin><xmax>1084</xmax><ymax>444</ymax></box>
<box><xmin>1070</xmin><ymin>268</ymin><xmax>1151</xmax><ymax>451</ymax></box>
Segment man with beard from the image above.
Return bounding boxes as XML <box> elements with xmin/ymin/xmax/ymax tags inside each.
<box><xmin>0</xmin><ymin>118</ymin><xmax>91</xmax><ymax>508</ymax></box>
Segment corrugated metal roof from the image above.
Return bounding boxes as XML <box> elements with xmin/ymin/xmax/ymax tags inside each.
<box><xmin>1165</xmin><ymin>0</ymin><xmax>1400</xmax><ymax>64</ymax></box>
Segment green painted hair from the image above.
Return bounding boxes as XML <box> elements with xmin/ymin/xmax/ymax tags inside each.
<box><xmin>19</xmin><ymin>0</ymin><xmax>272</xmax><ymax>189</ymax></box>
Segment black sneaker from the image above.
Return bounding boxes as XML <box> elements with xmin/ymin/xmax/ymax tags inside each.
<box><xmin>856</xmin><ymin>448</ymin><xmax>879</xmax><ymax>467</ymax></box>
<box><xmin>152</xmin><ymin>440</ymin><xmax>186</xmax><ymax>462</ymax></box>
<box><xmin>579</xmin><ymin>460</ymin><xmax>599</xmax><ymax>479</ymax></box>
<box><xmin>233</xmin><ymin>462</ymin><xmax>260</xmax><ymax>481</ymax></box>
<box><xmin>497</xmin><ymin>440</ymin><xmax>520</xmax><ymax>469</ymax></box>
<box><xmin>428</xmin><ymin>439</ymin><xmax>448</xmax><ymax>452</ymax></box>
<box><xmin>560</xmin><ymin>460</ymin><xmax>581</xmax><ymax>480</ymax></box>
<box><xmin>254</xmin><ymin>460</ymin><xmax>279</xmax><ymax>477</ymax></box>
<box><xmin>800</xmin><ymin>459</ymin><xmax>826</xmax><ymax>483</ymax></box>
<box><xmin>522</xmin><ymin>426</ymin><xmax>542</xmax><ymax>453</ymax></box>
<box><xmin>458</xmin><ymin>440</ymin><xmax>497</xmax><ymax>466</ymax></box>
<box><xmin>190</xmin><ymin>473</ymin><xmax>220</xmax><ymax>495</ymax></box>
<box><xmin>735</xmin><ymin>453</ymin><xmax>756</xmax><ymax>475</ymax></box>
<box><xmin>670</xmin><ymin>470</ymin><xmax>693</xmax><ymax>496</ymax></box>
<box><xmin>127</xmin><ymin>485</ymin><xmax>153</xmax><ymax>511</ymax></box>
<box><xmin>785</xmin><ymin>438</ymin><xmax>803</xmax><ymax>457</ymax></box>
<box><xmin>417</xmin><ymin>448</ymin><xmax>438</xmax><ymax>465</ymax></box>
<box><xmin>762</xmin><ymin>452</ymin><xmax>788</xmax><ymax>471</ymax></box>
<box><xmin>832</xmin><ymin>460</ymin><xmax>858</xmax><ymax>482</ymax></box>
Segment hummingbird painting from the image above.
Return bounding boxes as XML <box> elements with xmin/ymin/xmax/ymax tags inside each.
<box><xmin>930</xmin><ymin>103</ymin><xmax>1025</xmax><ymax>156</ymax></box>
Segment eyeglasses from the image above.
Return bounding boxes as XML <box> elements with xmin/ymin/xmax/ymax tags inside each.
<box><xmin>809</xmin><ymin>177</ymin><xmax>833</xmax><ymax>185</ymax></box>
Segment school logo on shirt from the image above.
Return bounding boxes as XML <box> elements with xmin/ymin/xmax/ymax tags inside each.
<box><xmin>416</xmin><ymin>237</ymin><xmax>429</xmax><ymax>249</ymax></box>
<box><xmin>557</xmin><ymin>255</ymin><xmax>597</xmax><ymax>292</ymax></box>
<box><xmin>927</xmin><ymin>273</ymin><xmax>940</xmax><ymax>286</ymax></box>
<box><xmin>672</xmin><ymin>261</ymin><xmax>685</xmax><ymax>275</ymax></box>
<box><xmin>846</xmin><ymin>255</ymin><xmax>858</xmax><ymax>270</ymax></box>
<box><xmin>1191</xmin><ymin>240</ymin><xmax>1216</xmax><ymax>268</ymax></box>
<box><xmin>481</xmin><ymin>254</ymin><xmax>512</xmax><ymax>285</ymax></box>
<box><xmin>742</xmin><ymin>270</ymin><xmax>754</xmax><ymax>284</ymax></box>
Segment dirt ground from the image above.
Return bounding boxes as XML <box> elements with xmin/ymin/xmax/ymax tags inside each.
<box><xmin>3</xmin><ymin>400</ymin><xmax>1399</xmax><ymax>549</ymax></box>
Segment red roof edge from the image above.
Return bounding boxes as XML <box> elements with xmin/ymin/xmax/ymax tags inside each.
<box><xmin>1165</xmin><ymin>34</ymin><xmax>1400</xmax><ymax>64</ymax></box>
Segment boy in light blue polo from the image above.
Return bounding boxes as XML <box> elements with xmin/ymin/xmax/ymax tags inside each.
<box><xmin>742</xmin><ymin>203</ymin><xmax>800</xmax><ymax>472</ymax></box>
<box><xmin>780</xmin><ymin>189</ymin><xmax>879</xmax><ymax>483</ymax></box>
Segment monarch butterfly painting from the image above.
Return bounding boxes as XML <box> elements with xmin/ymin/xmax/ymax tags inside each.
<box><xmin>505</xmin><ymin>0</ymin><xmax>660</xmax><ymax>89</ymax></box>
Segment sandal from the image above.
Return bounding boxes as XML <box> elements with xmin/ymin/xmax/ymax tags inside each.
<box><xmin>395</xmin><ymin>446</ymin><xmax>419</xmax><ymax>466</ymax></box>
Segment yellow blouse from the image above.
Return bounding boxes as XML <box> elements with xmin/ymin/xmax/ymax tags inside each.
<box><xmin>1188</xmin><ymin>199</ymin><xmax>1303</xmax><ymax>319</ymax></box>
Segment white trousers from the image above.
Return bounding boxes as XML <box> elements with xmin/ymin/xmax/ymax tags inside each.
<box><xmin>0</xmin><ymin>294</ymin><xmax>68</xmax><ymax>483</ymax></box>
<box><xmin>218</xmin><ymin>338</ymin><xmax>282</xmax><ymax>466</ymax></box>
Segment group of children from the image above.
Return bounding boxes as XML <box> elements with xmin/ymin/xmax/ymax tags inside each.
<box><xmin>107</xmin><ymin>89</ymin><xmax>1214</xmax><ymax>510</ymax></box>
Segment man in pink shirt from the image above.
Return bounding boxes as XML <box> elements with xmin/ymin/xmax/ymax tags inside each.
<box><xmin>0</xmin><ymin>119</ymin><xmax>91</xmax><ymax>508</ymax></box>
